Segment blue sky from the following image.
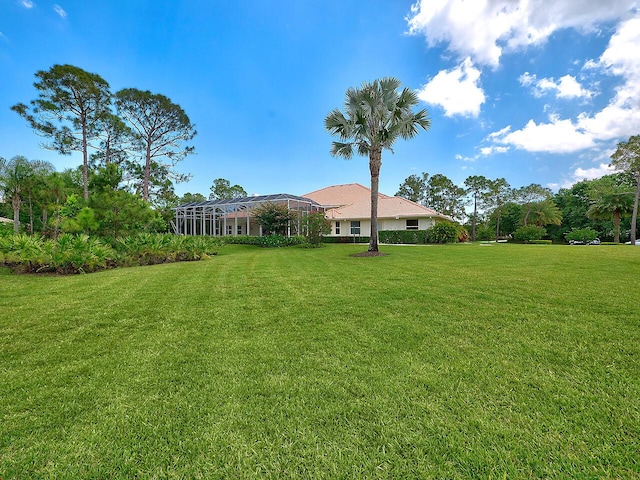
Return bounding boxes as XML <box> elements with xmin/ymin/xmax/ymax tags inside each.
<box><xmin>1</xmin><ymin>0</ymin><xmax>639</xmax><ymax>199</ymax></box>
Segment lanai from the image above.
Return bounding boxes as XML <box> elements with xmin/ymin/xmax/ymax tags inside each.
<box><xmin>172</xmin><ymin>193</ymin><xmax>323</xmax><ymax>236</ymax></box>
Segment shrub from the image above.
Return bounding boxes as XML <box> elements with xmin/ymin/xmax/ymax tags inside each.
<box><xmin>322</xmin><ymin>236</ymin><xmax>370</xmax><ymax>244</ymax></box>
<box><xmin>302</xmin><ymin>212</ymin><xmax>331</xmax><ymax>246</ymax></box>
<box><xmin>475</xmin><ymin>225</ymin><xmax>494</xmax><ymax>241</ymax></box>
<box><xmin>528</xmin><ymin>239</ymin><xmax>552</xmax><ymax>244</ymax></box>
<box><xmin>565</xmin><ymin>228</ymin><xmax>599</xmax><ymax>244</ymax></box>
<box><xmin>426</xmin><ymin>222</ymin><xmax>459</xmax><ymax>244</ymax></box>
<box><xmin>514</xmin><ymin>225</ymin><xmax>547</xmax><ymax>243</ymax></box>
<box><xmin>379</xmin><ymin>230</ymin><xmax>426</xmax><ymax>244</ymax></box>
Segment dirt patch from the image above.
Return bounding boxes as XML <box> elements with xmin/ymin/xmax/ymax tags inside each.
<box><xmin>350</xmin><ymin>251</ymin><xmax>389</xmax><ymax>257</ymax></box>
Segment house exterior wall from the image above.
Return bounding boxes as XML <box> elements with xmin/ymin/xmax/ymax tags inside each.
<box><xmin>329</xmin><ymin>217</ymin><xmax>436</xmax><ymax>236</ymax></box>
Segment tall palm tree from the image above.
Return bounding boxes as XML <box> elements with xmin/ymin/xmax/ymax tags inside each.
<box><xmin>325</xmin><ymin>78</ymin><xmax>430</xmax><ymax>252</ymax></box>
<box><xmin>610</xmin><ymin>135</ymin><xmax>640</xmax><ymax>245</ymax></box>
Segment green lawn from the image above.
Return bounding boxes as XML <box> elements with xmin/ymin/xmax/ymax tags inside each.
<box><xmin>1</xmin><ymin>243</ymin><xmax>639</xmax><ymax>478</ymax></box>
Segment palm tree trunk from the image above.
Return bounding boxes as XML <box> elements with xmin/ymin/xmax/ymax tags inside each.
<box><xmin>12</xmin><ymin>195</ymin><xmax>20</xmax><ymax>233</ymax></box>
<box><xmin>613</xmin><ymin>209</ymin><xmax>621</xmax><ymax>243</ymax></box>
<box><xmin>631</xmin><ymin>173</ymin><xmax>640</xmax><ymax>245</ymax></box>
<box><xmin>471</xmin><ymin>194</ymin><xmax>478</xmax><ymax>241</ymax></box>
<box><xmin>369</xmin><ymin>148</ymin><xmax>382</xmax><ymax>252</ymax></box>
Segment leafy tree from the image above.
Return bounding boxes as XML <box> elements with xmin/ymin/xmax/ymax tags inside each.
<box><xmin>43</xmin><ymin>171</ymin><xmax>68</xmax><ymax>239</ymax></box>
<box><xmin>115</xmin><ymin>88</ymin><xmax>196</xmax><ymax>202</ymax></box>
<box><xmin>21</xmin><ymin>160</ymin><xmax>55</xmax><ymax>234</ymax></box>
<box><xmin>516</xmin><ymin>184</ymin><xmax>552</xmax><ymax>226</ymax></box>
<box><xmin>89</xmin><ymin>112</ymin><xmax>132</xmax><ymax>169</ymax></box>
<box><xmin>325</xmin><ymin>77</ymin><xmax>430</xmax><ymax>252</ymax></box>
<box><xmin>586</xmin><ymin>175</ymin><xmax>634</xmax><ymax>243</ymax></box>
<box><xmin>483</xmin><ymin>178</ymin><xmax>512</xmax><ymax>241</ymax></box>
<box><xmin>425</xmin><ymin>173</ymin><xmax>466</xmax><ymax>221</ymax></box>
<box><xmin>179</xmin><ymin>192</ymin><xmax>207</xmax><ymax>204</ymax></box>
<box><xmin>396</xmin><ymin>172</ymin><xmax>429</xmax><ymax>204</ymax></box>
<box><xmin>209</xmin><ymin>178</ymin><xmax>247</xmax><ymax>200</ymax></box>
<box><xmin>12</xmin><ymin>64</ymin><xmax>112</xmax><ymax>201</ymax></box>
<box><xmin>610</xmin><ymin>135</ymin><xmax>640</xmax><ymax>245</ymax></box>
<box><xmin>464</xmin><ymin>175</ymin><xmax>491</xmax><ymax>241</ymax></box>
<box><xmin>88</xmin><ymin>164</ymin><xmax>159</xmax><ymax>237</ymax></box>
<box><xmin>252</xmin><ymin>203</ymin><xmax>296</xmax><ymax>236</ymax></box>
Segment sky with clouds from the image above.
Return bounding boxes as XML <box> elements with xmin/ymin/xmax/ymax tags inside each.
<box><xmin>1</xmin><ymin>0</ymin><xmax>639</xmax><ymax>197</ymax></box>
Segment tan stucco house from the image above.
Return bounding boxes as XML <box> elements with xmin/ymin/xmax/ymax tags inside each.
<box><xmin>303</xmin><ymin>183</ymin><xmax>450</xmax><ymax>237</ymax></box>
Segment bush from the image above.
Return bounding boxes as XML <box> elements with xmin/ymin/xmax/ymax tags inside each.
<box><xmin>475</xmin><ymin>225</ymin><xmax>494</xmax><ymax>241</ymax></box>
<box><xmin>322</xmin><ymin>236</ymin><xmax>370</xmax><ymax>244</ymax></box>
<box><xmin>528</xmin><ymin>239</ymin><xmax>552</xmax><ymax>244</ymax></box>
<box><xmin>514</xmin><ymin>225</ymin><xmax>547</xmax><ymax>243</ymax></box>
<box><xmin>565</xmin><ymin>228</ymin><xmax>599</xmax><ymax>244</ymax></box>
<box><xmin>426</xmin><ymin>222</ymin><xmax>459</xmax><ymax>244</ymax></box>
<box><xmin>0</xmin><ymin>233</ymin><xmax>223</xmax><ymax>274</ymax></box>
<box><xmin>379</xmin><ymin>230</ymin><xmax>426</xmax><ymax>244</ymax></box>
<box><xmin>302</xmin><ymin>212</ymin><xmax>331</xmax><ymax>246</ymax></box>
<box><xmin>257</xmin><ymin>235</ymin><xmax>305</xmax><ymax>248</ymax></box>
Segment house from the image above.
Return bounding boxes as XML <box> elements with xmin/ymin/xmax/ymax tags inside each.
<box><xmin>172</xmin><ymin>184</ymin><xmax>449</xmax><ymax>238</ymax></box>
<box><xmin>303</xmin><ymin>183</ymin><xmax>450</xmax><ymax>237</ymax></box>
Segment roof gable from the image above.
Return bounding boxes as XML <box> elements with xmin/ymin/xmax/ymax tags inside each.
<box><xmin>303</xmin><ymin>183</ymin><xmax>448</xmax><ymax>220</ymax></box>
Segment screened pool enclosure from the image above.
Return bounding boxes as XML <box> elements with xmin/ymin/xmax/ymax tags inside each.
<box><xmin>172</xmin><ymin>194</ymin><xmax>324</xmax><ymax>236</ymax></box>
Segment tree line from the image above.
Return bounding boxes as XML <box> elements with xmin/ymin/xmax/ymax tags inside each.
<box><xmin>395</xmin><ymin>135</ymin><xmax>640</xmax><ymax>243</ymax></box>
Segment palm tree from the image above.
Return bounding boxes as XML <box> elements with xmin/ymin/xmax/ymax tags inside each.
<box><xmin>531</xmin><ymin>199</ymin><xmax>562</xmax><ymax>228</ymax></box>
<box><xmin>0</xmin><ymin>156</ymin><xmax>32</xmax><ymax>232</ymax></box>
<box><xmin>587</xmin><ymin>188</ymin><xmax>633</xmax><ymax>243</ymax></box>
<box><xmin>325</xmin><ymin>78</ymin><xmax>430</xmax><ymax>252</ymax></box>
<box><xmin>610</xmin><ymin>135</ymin><xmax>640</xmax><ymax>245</ymax></box>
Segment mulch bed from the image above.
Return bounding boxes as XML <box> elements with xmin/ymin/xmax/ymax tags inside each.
<box><xmin>349</xmin><ymin>251</ymin><xmax>389</xmax><ymax>257</ymax></box>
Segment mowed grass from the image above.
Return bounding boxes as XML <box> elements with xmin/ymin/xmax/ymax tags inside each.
<box><xmin>1</xmin><ymin>243</ymin><xmax>639</xmax><ymax>478</ymax></box>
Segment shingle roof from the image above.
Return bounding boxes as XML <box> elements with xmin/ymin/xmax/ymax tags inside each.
<box><xmin>303</xmin><ymin>183</ymin><xmax>450</xmax><ymax>220</ymax></box>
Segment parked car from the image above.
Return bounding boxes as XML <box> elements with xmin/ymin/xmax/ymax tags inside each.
<box><xmin>569</xmin><ymin>238</ymin><xmax>600</xmax><ymax>245</ymax></box>
<box><xmin>624</xmin><ymin>239</ymin><xmax>640</xmax><ymax>245</ymax></box>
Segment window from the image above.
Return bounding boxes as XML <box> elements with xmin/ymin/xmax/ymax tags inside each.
<box><xmin>406</xmin><ymin>219</ymin><xmax>419</xmax><ymax>230</ymax></box>
<box><xmin>350</xmin><ymin>221</ymin><xmax>361</xmax><ymax>235</ymax></box>
<box><xmin>227</xmin><ymin>225</ymin><xmax>233</xmax><ymax>235</ymax></box>
<box><xmin>237</xmin><ymin>225</ymin><xmax>243</xmax><ymax>235</ymax></box>
<box><xmin>335</xmin><ymin>221</ymin><xmax>340</xmax><ymax>235</ymax></box>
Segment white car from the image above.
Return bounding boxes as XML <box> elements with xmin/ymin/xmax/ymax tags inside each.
<box><xmin>624</xmin><ymin>239</ymin><xmax>640</xmax><ymax>245</ymax></box>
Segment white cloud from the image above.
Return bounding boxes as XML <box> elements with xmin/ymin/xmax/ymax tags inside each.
<box><xmin>407</xmin><ymin>0</ymin><xmax>637</xmax><ymax>67</ymax></box>
<box><xmin>53</xmin><ymin>4</ymin><xmax>67</xmax><ymax>18</ymax></box>
<box><xmin>417</xmin><ymin>57</ymin><xmax>485</xmax><ymax>117</ymax></box>
<box><xmin>488</xmin><ymin>15</ymin><xmax>640</xmax><ymax>155</ymax></box>
<box><xmin>20</xmin><ymin>0</ymin><xmax>34</xmax><ymax>8</ymax></box>
<box><xmin>490</xmin><ymin>115</ymin><xmax>596</xmax><ymax>153</ymax></box>
<box><xmin>573</xmin><ymin>163</ymin><xmax>615</xmax><ymax>181</ymax></box>
<box><xmin>480</xmin><ymin>146</ymin><xmax>509</xmax><ymax>156</ymax></box>
<box><xmin>520</xmin><ymin>72</ymin><xmax>593</xmax><ymax>99</ymax></box>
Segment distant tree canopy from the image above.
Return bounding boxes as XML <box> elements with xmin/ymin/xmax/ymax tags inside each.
<box><xmin>11</xmin><ymin>64</ymin><xmax>197</xmax><ymax>211</ymax></box>
<box><xmin>209</xmin><ymin>178</ymin><xmax>247</xmax><ymax>200</ymax></box>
